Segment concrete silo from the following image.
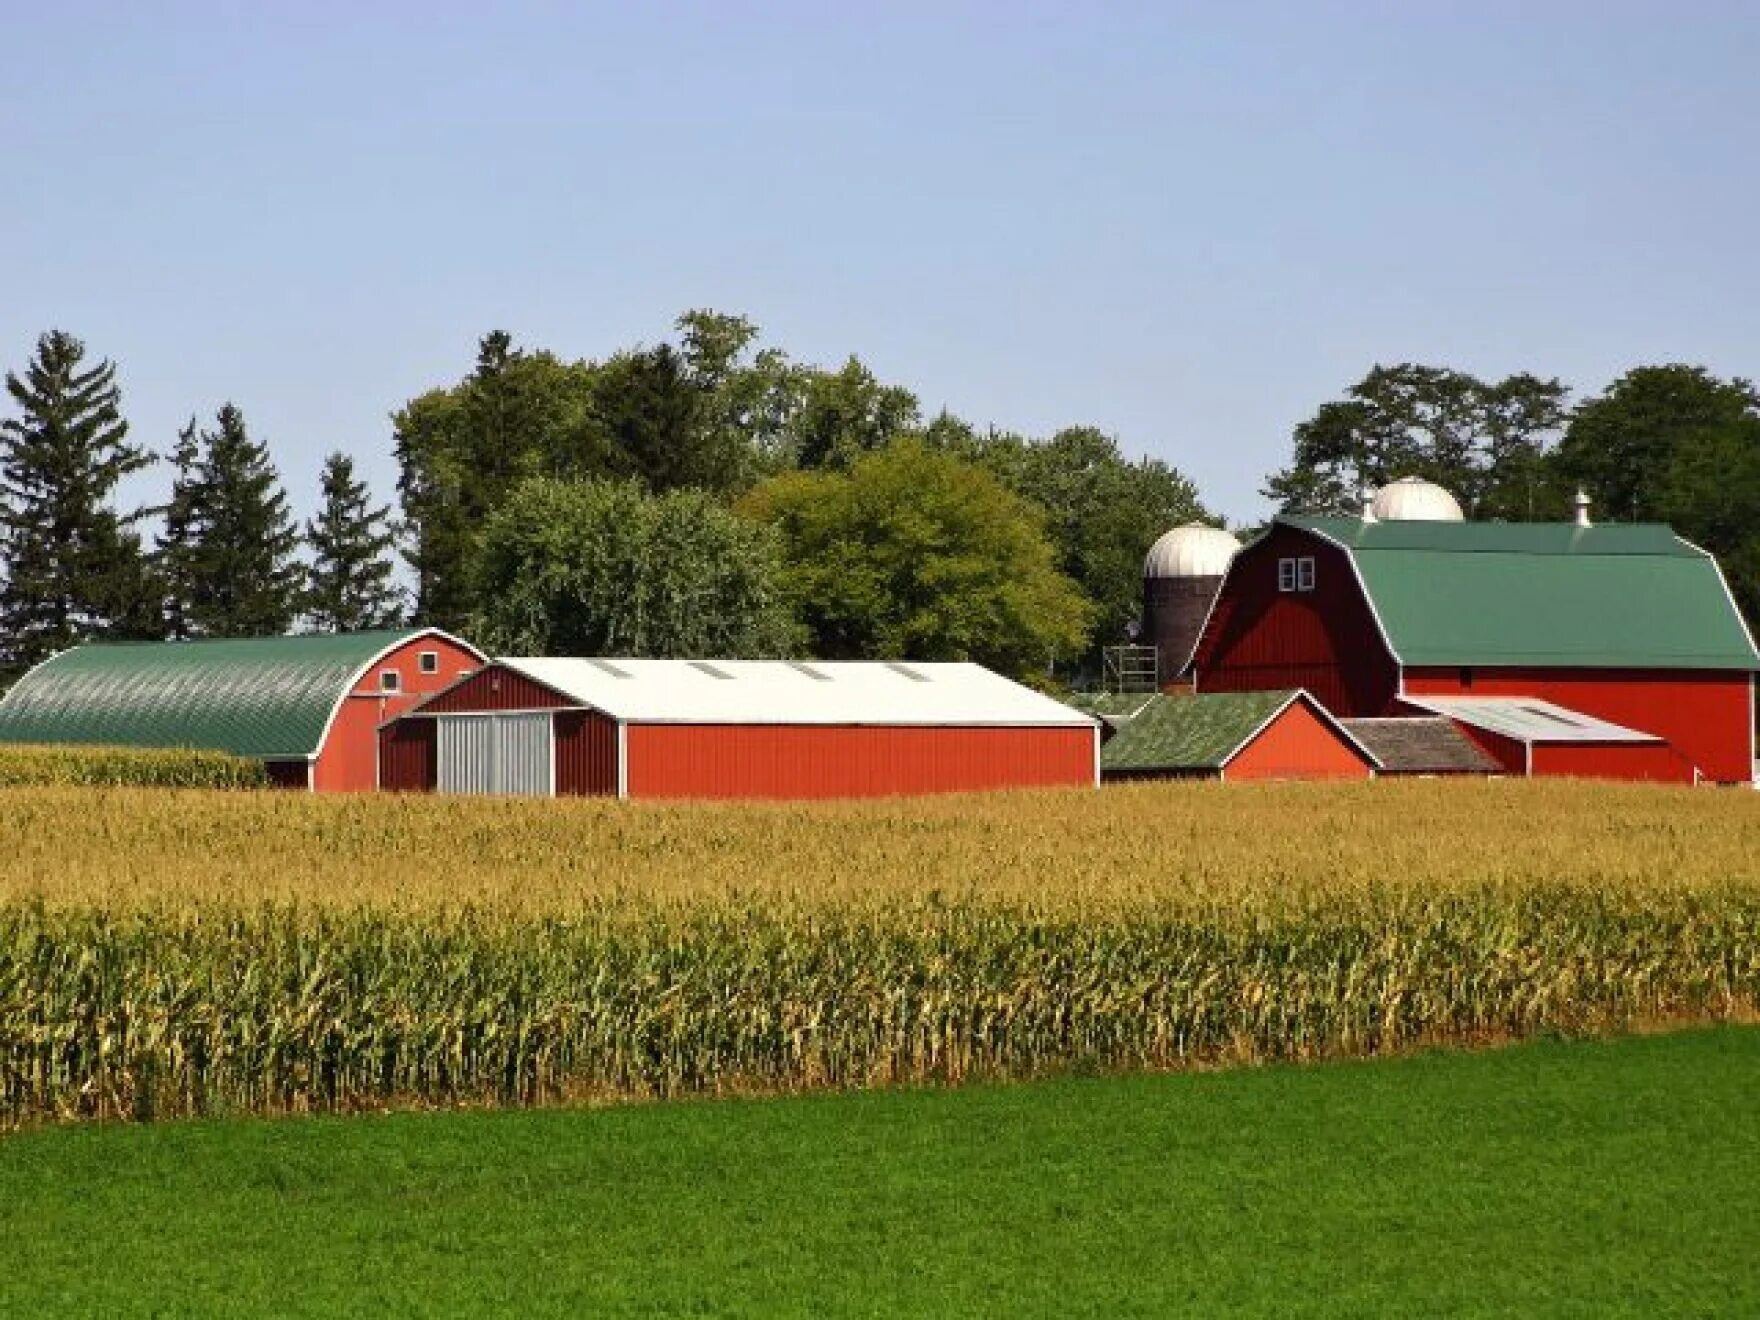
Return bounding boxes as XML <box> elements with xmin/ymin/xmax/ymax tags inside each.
<box><xmin>1142</xmin><ymin>523</ymin><xmax>1240</xmax><ymax>687</ymax></box>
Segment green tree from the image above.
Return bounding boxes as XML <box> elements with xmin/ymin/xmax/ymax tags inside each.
<box><xmin>787</xmin><ymin>356</ymin><xmax>919</xmax><ymax>469</ymax></box>
<box><xmin>0</xmin><ymin>331</ymin><xmax>157</xmax><ymax>675</ymax></box>
<box><xmin>395</xmin><ymin>333</ymin><xmax>600</xmax><ymax>630</ymax></box>
<box><xmin>156</xmin><ymin>417</ymin><xmax>203</xmax><ymax>640</ymax></box>
<box><xmin>182</xmin><ymin>404</ymin><xmax>303</xmax><ymax>637</ymax></box>
<box><xmin>937</xmin><ymin>423</ymin><xmax>1210</xmax><ymax>655</ymax></box>
<box><xmin>741</xmin><ymin>440</ymin><xmax>1092</xmax><ymax>680</ymax></box>
<box><xmin>1661</xmin><ymin>418</ymin><xmax>1760</xmax><ymax>624</ymax></box>
<box><xmin>472</xmin><ymin>477</ymin><xmax>798</xmax><ymax>657</ymax></box>
<box><xmin>1555</xmin><ymin>365</ymin><xmax>1760</xmax><ymax>523</ymax></box>
<box><xmin>1265</xmin><ymin>365</ymin><xmax>1570</xmax><ymax>518</ymax></box>
<box><xmin>304</xmin><ymin>452</ymin><xmax>404</xmax><ymax>632</ymax></box>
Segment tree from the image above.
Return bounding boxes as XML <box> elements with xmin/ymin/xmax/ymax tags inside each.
<box><xmin>1264</xmin><ymin>365</ymin><xmax>1570</xmax><ymax>518</ymax></box>
<box><xmin>472</xmin><ymin>477</ymin><xmax>799</xmax><ymax>658</ymax></box>
<box><xmin>1660</xmin><ymin>417</ymin><xmax>1760</xmax><ymax>623</ymax></box>
<box><xmin>936</xmin><ymin>423</ymin><xmax>1211</xmax><ymax>657</ymax></box>
<box><xmin>740</xmin><ymin>440</ymin><xmax>1092</xmax><ymax>680</ymax></box>
<box><xmin>182</xmin><ymin>404</ymin><xmax>303</xmax><ymax>637</ymax></box>
<box><xmin>787</xmin><ymin>356</ymin><xmax>919</xmax><ymax>469</ymax></box>
<box><xmin>1554</xmin><ymin>365</ymin><xmax>1760</xmax><ymax>523</ymax></box>
<box><xmin>304</xmin><ymin>452</ymin><xmax>404</xmax><ymax>632</ymax></box>
<box><xmin>156</xmin><ymin>417</ymin><xmax>203</xmax><ymax>641</ymax></box>
<box><xmin>0</xmin><ymin>331</ymin><xmax>157</xmax><ymax>675</ymax></box>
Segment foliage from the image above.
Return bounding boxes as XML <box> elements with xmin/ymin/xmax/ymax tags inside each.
<box><xmin>0</xmin><ymin>776</ymin><xmax>1758</xmax><ymax>1125</ymax></box>
<box><xmin>304</xmin><ymin>452</ymin><xmax>404</xmax><ymax>631</ymax></box>
<box><xmin>179</xmin><ymin>405</ymin><xmax>304</xmax><ymax>637</ymax></box>
<box><xmin>0</xmin><ymin>331</ymin><xmax>157</xmax><ymax>675</ymax></box>
<box><xmin>742</xmin><ymin>440</ymin><xmax>1092</xmax><ymax>679</ymax></box>
<box><xmin>935</xmin><ymin>422</ymin><xmax>1211</xmax><ymax>655</ymax></box>
<box><xmin>471</xmin><ymin>477</ymin><xmax>799</xmax><ymax>657</ymax></box>
<box><xmin>1264</xmin><ymin>364</ymin><xmax>1571</xmax><ymax>519</ymax></box>
<box><xmin>0</xmin><ymin>744</ymin><xmax>263</xmax><ymax>789</ymax></box>
<box><xmin>155</xmin><ymin>419</ymin><xmax>203</xmax><ymax>641</ymax></box>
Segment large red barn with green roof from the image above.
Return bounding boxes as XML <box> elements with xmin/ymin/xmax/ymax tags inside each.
<box><xmin>1189</xmin><ymin>493</ymin><xmax>1758</xmax><ymax>784</ymax></box>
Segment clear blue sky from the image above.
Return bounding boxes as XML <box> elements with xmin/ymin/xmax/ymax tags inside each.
<box><xmin>6</xmin><ymin>1</ymin><xmax>1757</xmax><ymax>528</ymax></box>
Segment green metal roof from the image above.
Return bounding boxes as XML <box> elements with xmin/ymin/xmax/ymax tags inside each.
<box><xmin>1284</xmin><ymin>517</ymin><xmax>1760</xmax><ymax>671</ymax></box>
<box><xmin>1087</xmin><ymin>690</ymin><xmax>1305</xmax><ymax>772</ymax></box>
<box><xmin>0</xmin><ymin>631</ymin><xmax>437</xmax><ymax>759</ymax></box>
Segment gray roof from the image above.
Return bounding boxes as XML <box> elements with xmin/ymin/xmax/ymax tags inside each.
<box><xmin>1338</xmin><ymin>718</ymin><xmax>1498</xmax><ymax>775</ymax></box>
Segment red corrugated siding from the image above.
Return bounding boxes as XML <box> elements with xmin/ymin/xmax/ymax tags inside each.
<box><xmin>1225</xmin><ymin>701</ymin><xmax>1375</xmax><ymax>781</ymax></box>
<box><xmin>1194</xmin><ymin>526</ymin><xmax>1400</xmax><ymax>717</ymax></box>
<box><xmin>1530</xmin><ymin>742</ymin><xmax>1696</xmax><ymax>783</ymax></box>
<box><xmin>413</xmin><ymin>664</ymin><xmax>575</xmax><ymax>715</ymax></box>
<box><xmin>1403</xmin><ymin>668</ymin><xmax>1752</xmax><ymax>784</ymax></box>
<box><xmin>555</xmin><ymin>710</ymin><xmax>618</xmax><ymax>795</ymax></box>
<box><xmin>378</xmin><ymin>719</ymin><xmax>436</xmax><ymax>791</ymax></box>
<box><xmin>1438</xmin><ymin>720</ymin><xmax>1527</xmax><ymax>775</ymax></box>
<box><xmin>313</xmin><ymin>633</ymin><xmax>484</xmax><ymax>792</ymax></box>
<box><xmin>625</xmin><ymin>724</ymin><xmax>1096</xmax><ymax>800</ymax></box>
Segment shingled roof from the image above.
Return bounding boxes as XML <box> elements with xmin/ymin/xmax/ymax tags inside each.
<box><xmin>1070</xmin><ymin>689</ymin><xmax>1378</xmax><ymax>775</ymax></box>
<box><xmin>1279</xmin><ymin>516</ymin><xmax>1760</xmax><ymax>671</ymax></box>
<box><xmin>1338</xmin><ymin>717</ymin><xmax>1498</xmax><ymax>775</ymax></box>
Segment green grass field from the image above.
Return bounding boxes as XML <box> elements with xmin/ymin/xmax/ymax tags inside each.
<box><xmin>3</xmin><ymin>1027</ymin><xmax>1755</xmax><ymax>1318</ymax></box>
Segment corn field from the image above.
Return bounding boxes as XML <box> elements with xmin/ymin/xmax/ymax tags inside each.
<box><xmin>0</xmin><ymin>779</ymin><xmax>1756</xmax><ymax>1125</ymax></box>
<box><xmin>0</xmin><ymin>744</ymin><xmax>264</xmax><ymax>790</ymax></box>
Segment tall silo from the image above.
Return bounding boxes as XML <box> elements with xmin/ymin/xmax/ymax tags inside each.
<box><xmin>1143</xmin><ymin>523</ymin><xmax>1240</xmax><ymax>686</ymax></box>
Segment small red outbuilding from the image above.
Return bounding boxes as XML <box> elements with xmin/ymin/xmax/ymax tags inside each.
<box><xmin>380</xmin><ymin>657</ymin><xmax>1101</xmax><ymax>799</ymax></box>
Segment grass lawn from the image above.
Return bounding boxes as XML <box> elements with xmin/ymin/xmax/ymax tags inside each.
<box><xmin>2</xmin><ymin>1028</ymin><xmax>1756</xmax><ymax>1318</ymax></box>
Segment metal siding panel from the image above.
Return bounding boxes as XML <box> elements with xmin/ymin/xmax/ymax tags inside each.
<box><xmin>1403</xmin><ymin>667</ymin><xmax>1751</xmax><ymax>783</ymax></box>
<box><xmin>496</xmin><ymin>713</ymin><xmax>553</xmax><ymax>796</ymax></box>
<box><xmin>1530</xmin><ymin>742</ymin><xmax>1697</xmax><ymax>783</ymax></box>
<box><xmin>625</xmin><ymin>725</ymin><xmax>1096</xmax><ymax>799</ymax></box>
<box><xmin>376</xmin><ymin>720</ymin><xmax>436</xmax><ymax>791</ymax></box>
<box><xmin>418</xmin><ymin>666</ymin><xmax>580</xmax><ymax>715</ymax></box>
<box><xmin>555</xmin><ymin>711</ymin><xmax>618</xmax><ymax>795</ymax></box>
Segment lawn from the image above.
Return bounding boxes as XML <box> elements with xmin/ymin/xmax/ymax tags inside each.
<box><xmin>2</xmin><ymin>1027</ymin><xmax>1755</xmax><ymax>1318</ymax></box>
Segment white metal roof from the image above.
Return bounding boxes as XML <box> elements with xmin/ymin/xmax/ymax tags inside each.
<box><xmin>489</xmin><ymin>658</ymin><xmax>1100</xmax><ymax>727</ymax></box>
<box><xmin>1401</xmin><ymin>695</ymin><xmax>1661</xmax><ymax>744</ymax></box>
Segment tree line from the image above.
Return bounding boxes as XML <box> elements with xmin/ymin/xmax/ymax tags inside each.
<box><xmin>1265</xmin><ymin>362</ymin><xmax>1760</xmax><ymax>619</ymax></box>
<box><xmin>5</xmin><ymin>316</ymin><xmax>1754</xmax><ymax>688</ymax></box>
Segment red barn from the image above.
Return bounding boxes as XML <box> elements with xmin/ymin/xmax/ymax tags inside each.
<box><xmin>1191</xmin><ymin>499</ymin><xmax>1758</xmax><ymax>784</ymax></box>
<box><xmin>380</xmin><ymin>658</ymin><xmax>1100</xmax><ymax>799</ymax></box>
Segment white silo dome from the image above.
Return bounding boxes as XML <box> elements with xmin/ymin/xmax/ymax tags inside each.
<box><xmin>1370</xmin><ymin>476</ymin><xmax>1464</xmax><ymax>522</ymax></box>
<box><xmin>1143</xmin><ymin>522</ymin><xmax>1241</xmax><ymax>579</ymax></box>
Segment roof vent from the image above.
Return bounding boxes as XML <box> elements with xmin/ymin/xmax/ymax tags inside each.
<box><xmin>688</xmin><ymin>661</ymin><xmax>734</xmax><ymax>680</ymax></box>
<box><xmin>884</xmin><ymin>662</ymin><xmax>931</xmax><ymax>683</ymax></box>
<box><xmin>1573</xmin><ymin>489</ymin><xmax>1593</xmax><ymax>528</ymax></box>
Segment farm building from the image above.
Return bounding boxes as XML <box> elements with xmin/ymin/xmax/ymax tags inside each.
<box><xmin>1078</xmin><ymin>689</ymin><xmax>1378</xmax><ymax>781</ymax></box>
<box><xmin>1184</xmin><ymin>478</ymin><xmax>1760</xmax><ymax>783</ymax></box>
<box><xmin>379</xmin><ymin>657</ymin><xmax>1100</xmax><ymax>799</ymax></box>
<box><xmin>0</xmin><ymin>629</ymin><xmax>484</xmax><ymax>790</ymax></box>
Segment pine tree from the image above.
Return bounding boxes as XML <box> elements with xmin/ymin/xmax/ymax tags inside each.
<box><xmin>0</xmin><ymin>331</ymin><xmax>157</xmax><ymax>675</ymax></box>
<box><xmin>304</xmin><ymin>452</ymin><xmax>404</xmax><ymax>631</ymax></box>
<box><xmin>182</xmin><ymin>404</ymin><xmax>303</xmax><ymax>637</ymax></box>
<box><xmin>155</xmin><ymin>417</ymin><xmax>203</xmax><ymax>640</ymax></box>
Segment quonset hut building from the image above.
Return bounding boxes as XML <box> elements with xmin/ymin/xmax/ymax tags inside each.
<box><xmin>0</xmin><ymin>629</ymin><xmax>484</xmax><ymax>790</ymax></box>
<box><xmin>1185</xmin><ymin>479</ymin><xmax>1759</xmax><ymax>784</ymax></box>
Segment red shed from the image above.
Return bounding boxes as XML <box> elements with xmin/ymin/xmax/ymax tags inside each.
<box><xmin>380</xmin><ymin>658</ymin><xmax>1100</xmax><ymax>799</ymax></box>
<box><xmin>1191</xmin><ymin>509</ymin><xmax>1759</xmax><ymax>784</ymax></box>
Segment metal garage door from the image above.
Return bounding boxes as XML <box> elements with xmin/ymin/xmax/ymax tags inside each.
<box><xmin>437</xmin><ymin>713</ymin><xmax>554</xmax><ymax>796</ymax></box>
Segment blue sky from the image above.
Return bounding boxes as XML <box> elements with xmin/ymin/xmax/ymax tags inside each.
<box><xmin>6</xmin><ymin>1</ymin><xmax>1757</xmax><ymax>528</ymax></box>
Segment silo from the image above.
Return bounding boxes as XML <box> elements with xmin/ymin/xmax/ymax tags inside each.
<box><xmin>1143</xmin><ymin>523</ymin><xmax>1240</xmax><ymax>686</ymax></box>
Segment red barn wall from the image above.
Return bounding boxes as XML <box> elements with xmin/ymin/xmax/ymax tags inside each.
<box><xmin>1403</xmin><ymin>668</ymin><xmax>1752</xmax><ymax>784</ymax></box>
<box><xmin>313</xmin><ymin>634</ymin><xmax>483</xmax><ymax>793</ymax></box>
<box><xmin>1224</xmin><ymin>702</ymin><xmax>1375</xmax><ymax>781</ymax></box>
<box><xmin>1529</xmin><ymin>742</ymin><xmax>1696</xmax><ymax>783</ymax></box>
<box><xmin>555</xmin><ymin>711</ymin><xmax>618</xmax><ymax>795</ymax></box>
<box><xmin>378</xmin><ymin>719</ymin><xmax>436</xmax><ymax>791</ymax></box>
<box><xmin>624</xmin><ymin>724</ymin><xmax>1097</xmax><ymax>800</ymax></box>
<box><xmin>1194</xmin><ymin>526</ymin><xmax>1400</xmax><ymax>717</ymax></box>
<box><xmin>411</xmin><ymin>665</ymin><xmax>575</xmax><ymax>716</ymax></box>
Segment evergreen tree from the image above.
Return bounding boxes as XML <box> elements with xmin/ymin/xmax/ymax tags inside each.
<box><xmin>0</xmin><ymin>331</ymin><xmax>157</xmax><ymax>675</ymax></box>
<box><xmin>155</xmin><ymin>417</ymin><xmax>203</xmax><ymax>640</ymax></box>
<box><xmin>304</xmin><ymin>451</ymin><xmax>403</xmax><ymax>631</ymax></box>
<box><xmin>183</xmin><ymin>404</ymin><xmax>303</xmax><ymax>637</ymax></box>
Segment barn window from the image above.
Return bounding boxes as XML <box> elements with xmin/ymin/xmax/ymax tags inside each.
<box><xmin>1279</xmin><ymin>558</ymin><xmax>1315</xmax><ymax>592</ymax></box>
<box><xmin>418</xmin><ymin>651</ymin><xmax>439</xmax><ymax>674</ymax></box>
<box><xmin>380</xmin><ymin>669</ymin><xmax>401</xmax><ymax>693</ymax></box>
<box><xmin>1296</xmin><ymin>557</ymin><xmax>1316</xmax><ymax>591</ymax></box>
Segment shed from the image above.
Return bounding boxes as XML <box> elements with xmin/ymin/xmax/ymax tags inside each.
<box><xmin>1084</xmin><ymin>689</ymin><xmax>1378</xmax><ymax>782</ymax></box>
<box><xmin>0</xmin><ymin>629</ymin><xmax>484</xmax><ymax>790</ymax></box>
<box><xmin>1192</xmin><ymin>514</ymin><xmax>1758</xmax><ymax>783</ymax></box>
<box><xmin>1399</xmin><ymin>695</ymin><xmax>1696</xmax><ymax>783</ymax></box>
<box><xmin>380</xmin><ymin>657</ymin><xmax>1100</xmax><ymax>799</ymax></box>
